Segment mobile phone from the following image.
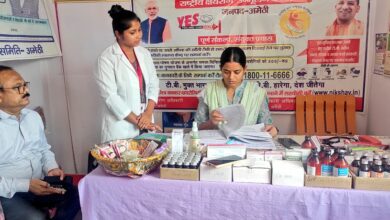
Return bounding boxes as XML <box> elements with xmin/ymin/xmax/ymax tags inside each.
<box><xmin>204</xmin><ymin>155</ymin><xmax>245</xmax><ymax>168</ymax></box>
<box><xmin>277</xmin><ymin>138</ymin><xmax>300</xmax><ymax>149</ymax></box>
<box><xmin>43</xmin><ymin>176</ymin><xmax>72</xmax><ymax>189</ymax></box>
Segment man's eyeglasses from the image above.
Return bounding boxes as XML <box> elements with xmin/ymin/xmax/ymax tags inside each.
<box><xmin>0</xmin><ymin>82</ymin><xmax>30</xmax><ymax>94</ymax></box>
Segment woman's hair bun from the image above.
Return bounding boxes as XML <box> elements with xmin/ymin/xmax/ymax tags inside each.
<box><xmin>108</xmin><ymin>4</ymin><xmax>124</xmax><ymax>19</ymax></box>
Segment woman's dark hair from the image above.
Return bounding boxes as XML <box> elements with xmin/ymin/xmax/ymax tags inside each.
<box><xmin>220</xmin><ymin>47</ymin><xmax>246</xmax><ymax>69</ymax></box>
<box><xmin>108</xmin><ymin>5</ymin><xmax>140</xmax><ymax>34</ymax></box>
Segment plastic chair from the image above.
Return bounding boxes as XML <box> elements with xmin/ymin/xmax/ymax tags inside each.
<box><xmin>296</xmin><ymin>94</ymin><xmax>356</xmax><ymax>135</ymax></box>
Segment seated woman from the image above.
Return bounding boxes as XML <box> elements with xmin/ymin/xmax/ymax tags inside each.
<box><xmin>195</xmin><ymin>47</ymin><xmax>278</xmax><ymax>137</ymax></box>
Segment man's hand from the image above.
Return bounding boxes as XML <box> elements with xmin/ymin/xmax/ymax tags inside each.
<box><xmin>210</xmin><ymin>110</ymin><xmax>224</xmax><ymax>126</ymax></box>
<box><xmin>29</xmin><ymin>179</ymin><xmax>65</xmax><ymax>196</ymax></box>
<box><xmin>47</xmin><ymin>168</ymin><xmax>65</xmax><ymax>180</ymax></box>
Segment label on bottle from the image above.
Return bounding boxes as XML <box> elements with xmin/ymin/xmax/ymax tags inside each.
<box><xmin>321</xmin><ymin>164</ymin><xmax>333</xmax><ymax>176</ymax></box>
<box><xmin>359</xmin><ymin>171</ymin><xmax>370</xmax><ymax>178</ymax></box>
<box><xmin>370</xmin><ymin>171</ymin><xmax>384</xmax><ymax>178</ymax></box>
<box><xmin>333</xmin><ymin>167</ymin><xmax>349</xmax><ymax>177</ymax></box>
<box><xmin>190</xmin><ymin>138</ymin><xmax>200</xmax><ymax>152</ymax></box>
<box><xmin>307</xmin><ymin>165</ymin><xmax>316</xmax><ymax>176</ymax></box>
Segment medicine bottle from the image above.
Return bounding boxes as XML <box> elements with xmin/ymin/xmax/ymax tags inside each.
<box><xmin>333</xmin><ymin>150</ymin><xmax>349</xmax><ymax>177</ymax></box>
<box><xmin>359</xmin><ymin>159</ymin><xmax>370</xmax><ymax>178</ymax></box>
<box><xmin>350</xmin><ymin>154</ymin><xmax>360</xmax><ymax>175</ymax></box>
<box><xmin>381</xmin><ymin>154</ymin><xmax>388</xmax><ymax>166</ymax></box>
<box><xmin>371</xmin><ymin>160</ymin><xmax>384</xmax><ymax>178</ymax></box>
<box><xmin>321</xmin><ymin>149</ymin><xmax>333</xmax><ymax>176</ymax></box>
<box><xmin>384</xmin><ymin>158</ymin><xmax>390</xmax><ymax>178</ymax></box>
<box><xmin>307</xmin><ymin>149</ymin><xmax>321</xmax><ymax>176</ymax></box>
<box><xmin>318</xmin><ymin>145</ymin><xmax>328</xmax><ymax>160</ymax></box>
<box><xmin>190</xmin><ymin>121</ymin><xmax>200</xmax><ymax>152</ymax></box>
<box><xmin>360</xmin><ymin>152</ymin><xmax>368</xmax><ymax>164</ymax></box>
<box><xmin>302</xmin><ymin>136</ymin><xmax>314</xmax><ymax>149</ymax></box>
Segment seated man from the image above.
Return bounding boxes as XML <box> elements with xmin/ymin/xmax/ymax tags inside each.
<box><xmin>0</xmin><ymin>65</ymin><xmax>80</xmax><ymax>220</ymax></box>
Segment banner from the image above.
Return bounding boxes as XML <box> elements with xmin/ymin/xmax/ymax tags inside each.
<box><xmin>0</xmin><ymin>0</ymin><xmax>61</xmax><ymax>61</ymax></box>
<box><xmin>134</xmin><ymin>0</ymin><xmax>368</xmax><ymax>111</ymax></box>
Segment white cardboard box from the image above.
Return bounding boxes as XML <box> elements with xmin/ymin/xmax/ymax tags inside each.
<box><xmin>272</xmin><ymin>160</ymin><xmax>304</xmax><ymax>187</ymax></box>
<box><xmin>233</xmin><ymin>160</ymin><xmax>271</xmax><ymax>184</ymax></box>
<box><xmin>207</xmin><ymin>144</ymin><xmax>246</xmax><ymax>159</ymax></box>
<box><xmin>264</xmin><ymin>151</ymin><xmax>283</xmax><ymax>161</ymax></box>
<box><xmin>200</xmin><ymin>158</ymin><xmax>232</xmax><ymax>182</ymax></box>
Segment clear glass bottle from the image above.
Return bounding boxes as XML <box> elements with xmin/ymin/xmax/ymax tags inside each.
<box><xmin>350</xmin><ymin>154</ymin><xmax>360</xmax><ymax>175</ymax></box>
<box><xmin>371</xmin><ymin>160</ymin><xmax>384</xmax><ymax>178</ymax></box>
<box><xmin>321</xmin><ymin>149</ymin><xmax>333</xmax><ymax>176</ymax></box>
<box><xmin>333</xmin><ymin>150</ymin><xmax>349</xmax><ymax>177</ymax></box>
<box><xmin>359</xmin><ymin>159</ymin><xmax>370</xmax><ymax>178</ymax></box>
<box><xmin>307</xmin><ymin>149</ymin><xmax>321</xmax><ymax>176</ymax></box>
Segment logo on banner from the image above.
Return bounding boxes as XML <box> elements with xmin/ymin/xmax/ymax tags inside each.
<box><xmin>279</xmin><ymin>7</ymin><xmax>311</xmax><ymax>38</ymax></box>
<box><xmin>177</xmin><ymin>13</ymin><xmax>221</xmax><ymax>33</ymax></box>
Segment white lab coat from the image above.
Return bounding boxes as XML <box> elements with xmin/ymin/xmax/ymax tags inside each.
<box><xmin>94</xmin><ymin>42</ymin><xmax>159</xmax><ymax>142</ymax></box>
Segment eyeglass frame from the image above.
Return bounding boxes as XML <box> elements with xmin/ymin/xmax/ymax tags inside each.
<box><xmin>0</xmin><ymin>81</ymin><xmax>30</xmax><ymax>94</ymax></box>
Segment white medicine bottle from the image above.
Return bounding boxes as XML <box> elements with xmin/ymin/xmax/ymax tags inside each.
<box><xmin>190</xmin><ymin>121</ymin><xmax>200</xmax><ymax>152</ymax></box>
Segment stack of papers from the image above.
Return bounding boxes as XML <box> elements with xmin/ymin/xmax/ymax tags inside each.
<box><xmin>199</xmin><ymin>104</ymin><xmax>275</xmax><ymax>149</ymax></box>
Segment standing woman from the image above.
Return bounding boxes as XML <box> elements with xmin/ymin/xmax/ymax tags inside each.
<box><xmin>195</xmin><ymin>47</ymin><xmax>278</xmax><ymax>137</ymax></box>
<box><xmin>95</xmin><ymin>5</ymin><xmax>160</xmax><ymax>142</ymax></box>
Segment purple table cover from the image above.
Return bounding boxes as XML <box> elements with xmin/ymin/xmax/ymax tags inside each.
<box><xmin>79</xmin><ymin>166</ymin><xmax>390</xmax><ymax>220</ymax></box>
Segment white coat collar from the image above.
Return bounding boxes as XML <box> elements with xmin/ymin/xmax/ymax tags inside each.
<box><xmin>112</xmin><ymin>42</ymin><xmax>147</xmax><ymax>78</ymax></box>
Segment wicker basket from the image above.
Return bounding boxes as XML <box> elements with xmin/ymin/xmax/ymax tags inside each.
<box><xmin>91</xmin><ymin>139</ymin><xmax>169</xmax><ymax>178</ymax></box>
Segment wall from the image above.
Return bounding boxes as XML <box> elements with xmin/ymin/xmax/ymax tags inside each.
<box><xmin>1</xmin><ymin>1</ymin><xmax>76</xmax><ymax>173</ymax></box>
<box><xmin>367</xmin><ymin>0</ymin><xmax>390</xmax><ymax>136</ymax></box>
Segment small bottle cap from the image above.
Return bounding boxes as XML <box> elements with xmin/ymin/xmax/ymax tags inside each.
<box><xmin>361</xmin><ymin>159</ymin><xmax>368</xmax><ymax>165</ymax></box>
<box><xmin>374</xmin><ymin>160</ymin><xmax>382</xmax><ymax>166</ymax></box>
<box><xmin>373</xmin><ymin>155</ymin><xmax>380</xmax><ymax>160</ymax></box>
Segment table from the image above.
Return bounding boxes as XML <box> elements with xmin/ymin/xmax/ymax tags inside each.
<box><xmin>79</xmin><ymin>166</ymin><xmax>390</xmax><ymax>220</ymax></box>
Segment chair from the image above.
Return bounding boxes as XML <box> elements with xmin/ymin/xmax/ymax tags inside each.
<box><xmin>296</xmin><ymin>94</ymin><xmax>356</xmax><ymax>135</ymax></box>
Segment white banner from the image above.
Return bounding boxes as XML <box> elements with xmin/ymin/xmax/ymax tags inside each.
<box><xmin>134</xmin><ymin>0</ymin><xmax>368</xmax><ymax>111</ymax></box>
<box><xmin>0</xmin><ymin>0</ymin><xmax>61</xmax><ymax>61</ymax></box>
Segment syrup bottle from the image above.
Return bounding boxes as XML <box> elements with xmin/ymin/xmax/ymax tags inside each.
<box><xmin>384</xmin><ymin>158</ymin><xmax>390</xmax><ymax>178</ymax></box>
<box><xmin>358</xmin><ymin>159</ymin><xmax>370</xmax><ymax>178</ymax></box>
<box><xmin>331</xmin><ymin>147</ymin><xmax>340</xmax><ymax>162</ymax></box>
<box><xmin>321</xmin><ymin>149</ymin><xmax>333</xmax><ymax>176</ymax></box>
<box><xmin>302</xmin><ymin>136</ymin><xmax>314</xmax><ymax>149</ymax></box>
<box><xmin>350</xmin><ymin>154</ymin><xmax>360</xmax><ymax>176</ymax></box>
<box><xmin>333</xmin><ymin>150</ymin><xmax>349</xmax><ymax>177</ymax></box>
<box><xmin>318</xmin><ymin>145</ymin><xmax>328</xmax><ymax>160</ymax></box>
<box><xmin>382</xmin><ymin>154</ymin><xmax>389</xmax><ymax>167</ymax></box>
<box><xmin>371</xmin><ymin>160</ymin><xmax>384</xmax><ymax>178</ymax></box>
<box><xmin>307</xmin><ymin>149</ymin><xmax>321</xmax><ymax>176</ymax></box>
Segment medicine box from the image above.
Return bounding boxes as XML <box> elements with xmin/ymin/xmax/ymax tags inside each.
<box><xmin>272</xmin><ymin>160</ymin><xmax>304</xmax><ymax>187</ymax></box>
<box><xmin>304</xmin><ymin>174</ymin><xmax>352</xmax><ymax>189</ymax></box>
<box><xmin>233</xmin><ymin>160</ymin><xmax>271</xmax><ymax>184</ymax></box>
<box><xmin>207</xmin><ymin>144</ymin><xmax>246</xmax><ymax>159</ymax></box>
<box><xmin>160</xmin><ymin>165</ymin><xmax>199</xmax><ymax>181</ymax></box>
<box><xmin>351</xmin><ymin>171</ymin><xmax>390</xmax><ymax>191</ymax></box>
<box><xmin>200</xmin><ymin>158</ymin><xmax>232</xmax><ymax>182</ymax></box>
<box><xmin>264</xmin><ymin>151</ymin><xmax>283</xmax><ymax>161</ymax></box>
